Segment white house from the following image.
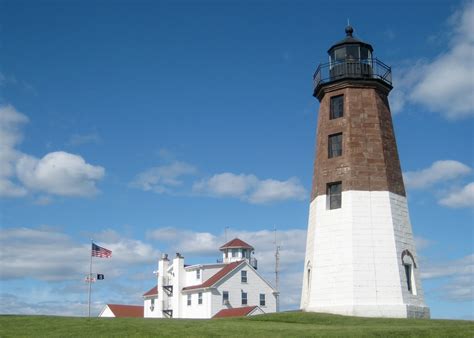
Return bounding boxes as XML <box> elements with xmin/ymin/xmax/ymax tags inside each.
<box><xmin>143</xmin><ymin>238</ymin><xmax>277</xmax><ymax>319</ymax></box>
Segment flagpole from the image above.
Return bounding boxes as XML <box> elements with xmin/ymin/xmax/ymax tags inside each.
<box><xmin>88</xmin><ymin>239</ymin><xmax>93</xmax><ymax>318</ymax></box>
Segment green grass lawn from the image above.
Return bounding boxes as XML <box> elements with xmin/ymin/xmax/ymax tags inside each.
<box><xmin>1</xmin><ymin>312</ymin><xmax>473</xmax><ymax>337</ymax></box>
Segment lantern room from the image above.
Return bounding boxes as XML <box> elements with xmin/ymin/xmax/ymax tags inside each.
<box><xmin>328</xmin><ymin>25</ymin><xmax>373</xmax><ymax>63</ymax></box>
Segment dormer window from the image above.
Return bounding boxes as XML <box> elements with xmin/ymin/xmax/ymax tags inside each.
<box><xmin>196</xmin><ymin>269</ymin><xmax>200</xmax><ymax>279</ymax></box>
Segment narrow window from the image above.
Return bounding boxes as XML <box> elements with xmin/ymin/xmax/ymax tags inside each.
<box><xmin>242</xmin><ymin>249</ymin><xmax>247</xmax><ymax>258</ymax></box>
<box><xmin>327</xmin><ymin>182</ymin><xmax>342</xmax><ymax>209</ymax></box>
<box><xmin>401</xmin><ymin>250</ymin><xmax>417</xmax><ymax>295</ymax></box>
<box><xmin>232</xmin><ymin>249</ymin><xmax>238</xmax><ymax>257</ymax></box>
<box><xmin>307</xmin><ymin>268</ymin><xmax>311</xmax><ymax>293</ymax></box>
<box><xmin>259</xmin><ymin>294</ymin><xmax>266</xmax><ymax>306</ymax></box>
<box><xmin>241</xmin><ymin>292</ymin><xmax>248</xmax><ymax>305</ymax></box>
<box><xmin>198</xmin><ymin>292</ymin><xmax>203</xmax><ymax>305</ymax></box>
<box><xmin>330</xmin><ymin>95</ymin><xmax>344</xmax><ymax>119</ymax></box>
<box><xmin>328</xmin><ymin>133</ymin><xmax>342</xmax><ymax>158</ymax></box>
<box><xmin>404</xmin><ymin>264</ymin><xmax>412</xmax><ymax>292</ymax></box>
<box><xmin>196</xmin><ymin>269</ymin><xmax>200</xmax><ymax>279</ymax></box>
<box><xmin>222</xmin><ymin>291</ymin><xmax>229</xmax><ymax>305</ymax></box>
<box><xmin>241</xmin><ymin>270</ymin><xmax>247</xmax><ymax>283</ymax></box>
<box><xmin>187</xmin><ymin>294</ymin><xmax>192</xmax><ymax>306</ymax></box>
<box><xmin>150</xmin><ymin>298</ymin><xmax>155</xmax><ymax>311</ymax></box>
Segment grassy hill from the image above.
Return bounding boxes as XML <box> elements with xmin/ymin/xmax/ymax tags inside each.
<box><xmin>1</xmin><ymin>312</ymin><xmax>473</xmax><ymax>337</ymax></box>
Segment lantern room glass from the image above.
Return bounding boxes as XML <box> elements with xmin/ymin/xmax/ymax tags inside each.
<box><xmin>329</xmin><ymin>46</ymin><xmax>372</xmax><ymax>64</ymax></box>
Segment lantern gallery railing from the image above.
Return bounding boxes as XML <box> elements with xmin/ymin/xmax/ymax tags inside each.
<box><xmin>313</xmin><ymin>58</ymin><xmax>392</xmax><ymax>90</ymax></box>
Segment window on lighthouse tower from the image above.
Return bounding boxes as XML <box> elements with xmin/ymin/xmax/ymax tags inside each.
<box><xmin>328</xmin><ymin>133</ymin><xmax>343</xmax><ymax>158</ymax></box>
<box><xmin>330</xmin><ymin>95</ymin><xmax>344</xmax><ymax>119</ymax></box>
<box><xmin>327</xmin><ymin>182</ymin><xmax>342</xmax><ymax>209</ymax></box>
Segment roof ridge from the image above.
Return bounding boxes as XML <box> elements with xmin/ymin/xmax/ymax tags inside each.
<box><xmin>183</xmin><ymin>260</ymin><xmax>245</xmax><ymax>291</ymax></box>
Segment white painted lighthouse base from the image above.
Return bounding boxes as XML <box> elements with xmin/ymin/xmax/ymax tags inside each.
<box><xmin>300</xmin><ymin>191</ymin><xmax>430</xmax><ymax>319</ymax></box>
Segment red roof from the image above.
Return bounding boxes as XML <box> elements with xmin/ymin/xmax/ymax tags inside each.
<box><xmin>213</xmin><ymin>306</ymin><xmax>258</xmax><ymax>318</ymax></box>
<box><xmin>219</xmin><ymin>238</ymin><xmax>254</xmax><ymax>250</ymax></box>
<box><xmin>143</xmin><ymin>285</ymin><xmax>158</xmax><ymax>297</ymax></box>
<box><xmin>183</xmin><ymin>260</ymin><xmax>244</xmax><ymax>291</ymax></box>
<box><xmin>106</xmin><ymin>304</ymin><xmax>143</xmax><ymax>318</ymax></box>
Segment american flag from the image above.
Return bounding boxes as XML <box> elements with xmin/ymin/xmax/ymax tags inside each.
<box><xmin>91</xmin><ymin>243</ymin><xmax>112</xmax><ymax>258</ymax></box>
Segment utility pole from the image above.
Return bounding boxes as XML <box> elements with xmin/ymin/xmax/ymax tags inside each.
<box><xmin>274</xmin><ymin>227</ymin><xmax>280</xmax><ymax>313</ymax></box>
<box><xmin>88</xmin><ymin>239</ymin><xmax>93</xmax><ymax>318</ymax></box>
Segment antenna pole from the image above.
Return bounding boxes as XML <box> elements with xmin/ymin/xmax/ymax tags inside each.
<box><xmin>274</xmin><ymin>227</ymin><xmax>280</xmax><ymax>313</ymax></box>
<box><xmin>225</xmin><ymin>226</ymin><xmax>229</xmax><ymax>242</ymax></box>
<box><xmin>88</xmin><ymin>239</ymin><xmax>93</xmax><ymax>318</ymax></box>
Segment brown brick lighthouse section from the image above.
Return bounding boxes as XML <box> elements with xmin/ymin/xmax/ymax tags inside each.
<box><xmin>310</xmin><ymin>79</ymin><xmax>405</xmax><ymax>201</ymax></box>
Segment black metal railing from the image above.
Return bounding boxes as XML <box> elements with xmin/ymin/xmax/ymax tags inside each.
<box><xmin>313</xmin><ymin>58</ymin><xmax>392</xmax><ymax>91</ymax></box>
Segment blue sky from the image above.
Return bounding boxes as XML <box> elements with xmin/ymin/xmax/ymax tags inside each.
<box><xmin>0</xmin><ymin>0</ymin><xmax>473</xmax><ymax>319</ymax></box>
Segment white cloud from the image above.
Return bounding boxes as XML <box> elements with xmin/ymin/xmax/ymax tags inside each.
<box><xmin>249</xmin><ymin>178</ymin><xmax>307</xmax><ymax>204</ymax></box>
<box><xmin>16</xmin><ymin>152</ymin><xmax>104</xmax><ymax>197</ymax></box>
<box><xmin>0</xmin><ymin>178</ymin><xmax>27</xmax><ymax>197</ymax></box>
<box><xmin>0</xmin><ymin>105</ymin><xmax>106</xmax><ymax>199</ymax></box>
<box><xmin>147</xmin><ymin>227</ymin><xmax>220</xmax><ymax>256</ymax></box>
<box><xmin>414</xmin><ymin>236</ymin><xmax>435</xmax><ymax>251</ymax></box>
<box><xmin>0</xmin><ymin>227</ymin><xmax>159</xmax><ymax>282</ymax></box>
<box><xmin>421</xmin><ymin>254</ymin><xmax>474</xmax><ymax>301</ymax></box>
<box><xmin>193</xmin><ymin>172</ymin><xmax>307</xmax><ymax>204</ymax></box>
<box><xmin>193</xmin><ymin>173</ymin><xmax>258</xmax><ymax>197</ymax></box>
<box><xmin>131</xmin><ymin>161</ymin><xmax>197</xmax><ymax>193</ymax></box>
<box><xmin>403</xmin><ymin>160</ymin><xmax>471</xmax><ymax>189</ymax></box>
<box><xmin>439</xmin><ymin>182</ymin><xmax>474</xmax><ymax>209</ymax></box>
<box><xmin>392</xmin><ymin>2</ymin><xmax>474</xmax><ymax>119</ymax></box>
<box><xmin>0</xmin><ymin>105</ymin><xmax>28</xmax><ymax>196</ymax></box>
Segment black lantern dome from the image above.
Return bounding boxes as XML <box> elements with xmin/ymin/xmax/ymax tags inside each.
<box><xmin>327</xmin><ymin>25</ymin><xmax>373</xmax><ymax>62</ymax></box>
<box><xmin>312</xmin><ymin>26</ymin><xmax>392</xmax><ymax>99</ymax></box>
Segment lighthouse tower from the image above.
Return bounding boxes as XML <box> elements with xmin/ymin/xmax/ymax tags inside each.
<box><xmin>300</xmin><ymin>26</ymin><xmax>430</xmax><ymax>318</ymax></box>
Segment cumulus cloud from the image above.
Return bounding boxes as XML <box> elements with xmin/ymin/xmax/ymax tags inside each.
<box><xmin>130</xmin><ymin>161</ymin><xmax>197</xmax><ymax>193</ymax></box>
<box><xmin>147</xmin><ymin>227</ymin><xmax>220</xmax><ymax>256</ymax></box>
<box><xmin>0</xmin><ymin>104</ymin><xmax>105</xmax><ymax>199</ymax></box>
<box><xmin>193</xmin><ymin>172</ymin><xmax>307</xmax><ymax>204</ymax></box>
<box><xmin>391</xmin><ymin>2</ymin><xmax>474</xmax><ymax>119</ymax></box>
<box><xmin>421</xmin><ymin>254</ymin><xmax>474</xmax><ymax>301</ymax></box>
<box><xmin>403</xmin><ymin>160</ymin><xmax>471</xmax><ymax>189</ymax></box>
<box><xmin>16</xmin><ymin>152</ymin><xmax>104</xmax><ymax>197</ymax></box>
<box><xmin>0</xmin><ymin>227</ymin><xmax>159</xmax><ymax>282</ymax></box>
<box><xmin>439</xmin><ymin>182</ymin><xmax>474</xmax><ymax>209</ymax></box>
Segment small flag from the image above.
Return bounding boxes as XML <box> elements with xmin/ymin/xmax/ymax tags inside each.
<box><xmin>97</xmin><ymin>274</ymin><xmax>104</xmax><ymax>280</ymax></box>
<box><xmin>92</xmin><ymin>243</ymin><xmax>112</xmax><ymax>258</ymax></box>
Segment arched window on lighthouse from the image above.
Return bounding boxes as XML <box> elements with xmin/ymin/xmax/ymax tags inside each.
<box><xmin>402</xmin><ymin>250</ymin><xmax>417</xmax><ymax>296</ymax></box>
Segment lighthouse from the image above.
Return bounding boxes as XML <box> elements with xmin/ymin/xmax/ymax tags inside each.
<box><xmin>300</xmin><ymin>26</ymin><xmax>430</xmax><ymax>318</ymax></box>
